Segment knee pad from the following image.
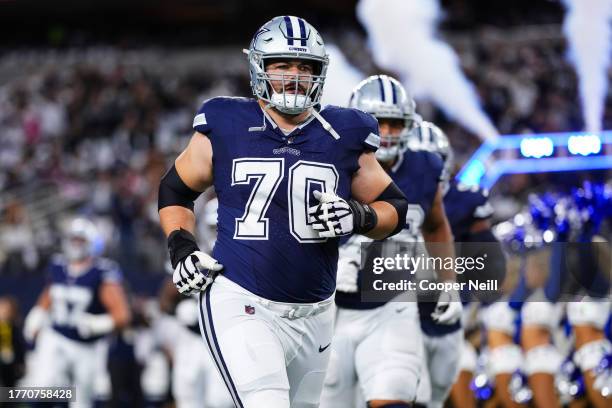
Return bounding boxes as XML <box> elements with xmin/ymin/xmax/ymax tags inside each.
<box><xmin>567</xmin><ymin>300</ymin><xmax>610</xmax><ymax>329</ymax></box>
<box><xmin>521</xmin><ymin>302</ymin><xmax>562</xmax><ymax>331</ymax></box>
<box><xmin>481</xmin><ymin>302</ymin><xmax>516</xmax><ymax>336</ymax></box>
<box><xmin>488</xmin><ymin>344</ymin><xmax>523</xmax><ymax>375</ymax></box>
<box><xmin>362</xmin><ymin>367</ymin><xmax>420</xmax><ymax>404</ymax></box>
<box><xmin>524</xmin><ymin>344</ymin><xmax>562</xmax><ymax>375</ymax></box>
<box><xmin>574</xmin><ymin>339</ymin><xmax>612</xmax><ymax>372</ymax></box>
<box><xmin>243</xmin><ymin>389</ymin><xmax>289</xmax><ymax>408</ymax></box>
<box><xmin>459</xmin><ymin>341</ymin><xmax>478</xmax><ymax>373</ymax></box>
<box><xmin>429</xmin><ymin>384</ymin><xmax>450</xmax><ymax>408</ymax></box>
<box><xmin>93</xmin><ymin>371</ymin><xmax>111</xmax><ymax>400</ymax></box>
<box><xmin>141</xmin><ymin>351</ymin><xmax>170</xmax><ymax>401</ymax></box>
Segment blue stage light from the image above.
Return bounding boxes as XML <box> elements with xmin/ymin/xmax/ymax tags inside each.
<box><xmin>457</xmin><ymin>131</ymin><xmax>612</xmax><ymax>188</ymax></box>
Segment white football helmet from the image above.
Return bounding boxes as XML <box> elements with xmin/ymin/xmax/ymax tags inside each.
<box><xmin>349</xmin><ymin>75</ymin><xmax>417</xmax><ymax>162</ymax></box>
<box><xmin>410</xmin><ymin>121</ymin><xmax>454</xmax><ymax>190</ymax></box>
<box><xmin>62</xmin><ymin>217</ymin><xmax>99</xmax><ymax>261</ymax></box>
<box><xmin>245</xmin><ymin>16</ymin><xmax>328</xmax><ymax>115</ymax></box>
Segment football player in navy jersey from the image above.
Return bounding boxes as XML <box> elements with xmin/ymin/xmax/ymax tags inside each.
<box><xmin>320</xmin><ymin>75</ymin><xmax>457</xmax><ymax>408</ymax></box>
<box><xmin>157</xmin><ymin>17</ymin><xmax>408</xmax><ymax>408</ymax></box>
<box><xmin>414</xmin><ymin>123</ymin><xmax>507</xmax><ymax>408</ymax></box>
<box><xmin>23</xmin><ymin>217</ymin><xmax>131</xmax><ymax>408</ymax></box>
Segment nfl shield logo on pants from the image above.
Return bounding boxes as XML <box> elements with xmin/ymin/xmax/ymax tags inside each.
<box><xmin>245</xmin><ymin>305</ymin><xmax>255</xmax><ymax>315</ymax></box>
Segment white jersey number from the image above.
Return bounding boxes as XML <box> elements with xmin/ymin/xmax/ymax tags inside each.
<box><xmin>232</xmin><ymin>159</ymin><xmax>284</xmax><ymax>240</ymax></box>
<box><xmin>404</xmin><ymin>204</ymin><xmax>425</xmax><ymax>238</ymax></box>
<box><xmin>384</xmin><ymin>204</ymin><xmax>425</xmax><ymax>264</ymax></box>
<box><xmin>232</xmin><ymin>158</ymin><xmax>339</xmax><ymax>242</ymax></box>
<box><xmin>49</xmin><ymin>284</ymin><xmax>93</xmax><ymax>328</ymax></box>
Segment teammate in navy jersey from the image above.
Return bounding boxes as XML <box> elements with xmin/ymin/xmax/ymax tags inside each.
<box><xmin>23</xmin><ymin>217</ymin><xmax>131</xmax><ymax>408</ymax></box>
<box><xmin>414</xmin><ymin>123</ymin><xmax>509</xmax><ymax>408</ymax></box>
<box><xmin>320</xmin><ymin>75</ymin><xmax>456</xmax><ymax>408</ymax></box>
<box><xmin>441</xmin><ymin>182</ymin><xmax>499</xmax><ymax>408</ymax></box>
<box><xmin>157</xmin><ymin>17</ymin><xmax>407</xmax><ymax>408</ymax></box>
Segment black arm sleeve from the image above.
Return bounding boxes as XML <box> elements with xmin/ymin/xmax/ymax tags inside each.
<box><xmin>158</xmin><ymin>165</ymin><xmax>202</xmax><ymax>211</ymax></box>
<box><xmin>376</xmin><ymin>181</ymin><xmax>408</xmax><ymax>238</ymax></box>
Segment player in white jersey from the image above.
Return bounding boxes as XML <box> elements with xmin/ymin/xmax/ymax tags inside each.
<box><xmin>23</xmin><ymin>217</ymin><xmax>131</xmax><ymax>408</ymax></box>
<box><xmin>157</xmin><ymin>17</ymin><xmax>408</xmax><ymax>408</ymax></box>
<box><xmin>153</xmin><ymin>298</ymin><xmax>234</xmax><ymax>408</ymax></box>
<box><xmin>320</xmin><ymin>75</ymin><xmax>458</xmax><ymax>408</ymax></box>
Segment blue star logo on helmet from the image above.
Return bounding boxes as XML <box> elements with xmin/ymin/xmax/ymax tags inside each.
<box><xmin>252</xmin><ymin>27</ymin><xmax>271</xmax><ymax>45</ymax></box>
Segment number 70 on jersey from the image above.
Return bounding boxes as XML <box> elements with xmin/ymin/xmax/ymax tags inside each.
<box><xmin>231</xmin><ymin>158</ymin><xmax>339</xmax><ymax>243</ymax></box>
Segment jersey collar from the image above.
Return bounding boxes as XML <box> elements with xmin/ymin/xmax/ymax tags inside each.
<box><xmin>263</xmin><ymin>108</ymin><xmax>316</xmax><ymax>134</ymax></box>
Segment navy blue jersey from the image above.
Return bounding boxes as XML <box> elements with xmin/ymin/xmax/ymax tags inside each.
<box><xmin>444</xmin><ymin>181</ymin><xmax>493</xmax><ymax>241</ymax></box>
<box><xmin>419</xmin><ymin>181</ymin><xmax>492</xmax><ymax>336</ymax></box>
<box><xmin>48</xmin><ymin>255</ymin><xmax>122</xmax><ymax>342</ymax></box>
<box><xmin>335</xmin><ymin>149</ymin><xmax>443</xmax><ymax>310</ymax></box>
<box><xmin>391</xmin><ymin>149</ymin><xmax>444</xmax><ymax>237</ymax></box>
<box><xmin>193</xmin><ymin>97</ymin><xmax>379</xmax><ymax>303</ymax></box>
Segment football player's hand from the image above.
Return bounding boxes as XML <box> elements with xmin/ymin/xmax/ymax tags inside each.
<box><xmin>336</xmin><ymin>257</ymin><xmax>359</xmax><ymax>293</ymax></box>
<box><xmin>23</xmin><ymin>306</ymin><xmax>48</xmax><ymax>343</ymax></box>
<box><xmin>173</xmin><ymin>251</ymin><xmax>223</xmax><ymax>295</ymax></box>
<box><xmin>76</xmin><ymin>313</ymin><xmax>115</xmax><ymax>338</ymax></box>
<box><xmin>431</xmin><ymin>289</ymin><xmax>463</xmax><ymax>325</ymax></box>
<box><xmin>309</xmin><ymin>190</ymin><xmax>354</xmax><ymax>238</ymax></box>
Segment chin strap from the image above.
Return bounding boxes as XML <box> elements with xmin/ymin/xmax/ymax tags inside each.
<box><xmin>310</xmin><ymin>109</ymin><xmax>340</xmax><ymax>140</ymax></box>
<box><xmin>249</xmin><ymin>103</ymin><xmax>274</xmax><ymax>132</ymax></box>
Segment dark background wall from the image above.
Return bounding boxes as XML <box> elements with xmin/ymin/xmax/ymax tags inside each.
<box><xmin>0</xmin><ymin>0</ymin><xmax>565</xmax><ymax>48</ymax></box>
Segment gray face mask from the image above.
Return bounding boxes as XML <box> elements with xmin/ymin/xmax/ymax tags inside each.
<box><xmin>62</xmin><ymin>238</ymin><xmax>90</xmax><ymax>262</ymax></box>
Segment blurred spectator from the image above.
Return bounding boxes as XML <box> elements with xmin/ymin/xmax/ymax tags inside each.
<box><xmin>0</xmin><ymin>296</ymin><xmax>25</xmax><ymax>386</ymax></box>
<box><xmin>0</xmin><ymin>200</ymin><xmax>39</xmax><ymax>275</ymax></box>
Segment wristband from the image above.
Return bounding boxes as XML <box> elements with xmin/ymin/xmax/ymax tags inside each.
<box><xmin>168</xmin><ymin>228</ymin><xmax>200</xmax><ymax>269</ymax></box>
<box><xmin>348</xmin><ymin>200</ymin><xmax>378</xmax><ymax>234</ymax></box>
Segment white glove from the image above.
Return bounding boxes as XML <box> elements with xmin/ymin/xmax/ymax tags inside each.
<box><xmin>23</xmin><ymin>306</ymin><xmax>48</xmax><ymax>343</ymax></box>
<box><xmin>308</xmin><ymin>190</ymin><xmax>354</xmax><ymax>238</ymax></box>
<box><xmin>76</xmin><ymin>313</ymin><xmax>115</xmax><ymax>338</ymax></box>
<box><xmin>336</xmin><ymin>257</ymin><xmax>360</xmax><ymax>293</ymax></box>
<box><xmin>173</xmin><ymin>251</ymin><xmax>223</xmax><ymax>295</ymax></box>
<box><xmin>431</xmin><ymin>289</ymin><xmax>463</xmax><ymax>325</ymax></box>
